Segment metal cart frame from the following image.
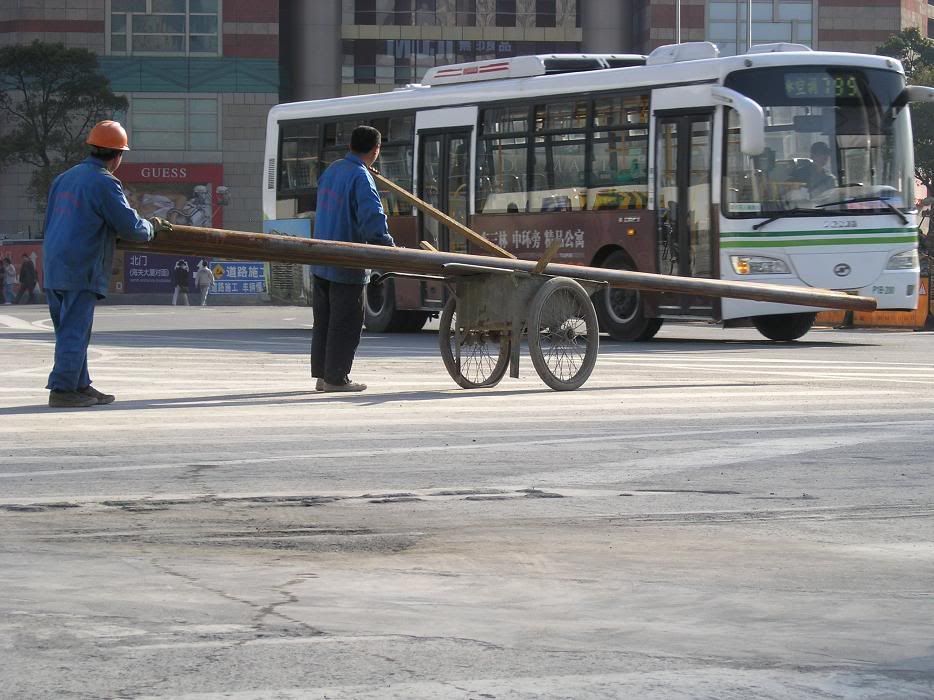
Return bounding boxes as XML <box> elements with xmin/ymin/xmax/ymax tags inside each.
<box><xmin>379</xmin><ymin>263</ymin><xmax>605</xmax><ymax>391</ymax></box>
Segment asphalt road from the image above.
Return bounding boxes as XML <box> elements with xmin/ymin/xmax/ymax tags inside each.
<box><xmin>1</xmin><ymin>304</ymin><xmax>932</xmax><ymax>699</ymax></box>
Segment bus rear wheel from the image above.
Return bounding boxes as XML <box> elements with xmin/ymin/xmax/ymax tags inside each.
<box><xmin>593</xmin><ymin>251</ymin><xmax>662</xmax><ymax>341</ymax></box>
<box><xmin>751</xmin><ymin>312</ymin><xmax>816</xmax><ymax>341</ymax></box>
<box><xmin>364</xmin><ymin>275</ymin><xmax>422</xmax><ymax>333</ymax></box>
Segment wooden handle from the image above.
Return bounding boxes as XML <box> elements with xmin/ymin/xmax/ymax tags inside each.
<box><xmin>369</xmin><ymin>168</ymin><xmax>516</xmax><ymax>259</ymax></box>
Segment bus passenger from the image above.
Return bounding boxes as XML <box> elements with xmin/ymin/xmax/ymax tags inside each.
<box><xmin>311</xmin><ymin>125</ymin><xmax>396</xmax><ymax>393</ymax></box>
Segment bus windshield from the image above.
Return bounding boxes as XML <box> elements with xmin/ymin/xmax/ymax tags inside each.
<box><xmin>722</xmin><ymin>66</ymin><xmax>914</xmax><ymax>218</ymax></box>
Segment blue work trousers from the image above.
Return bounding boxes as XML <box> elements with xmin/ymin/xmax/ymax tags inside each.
<box><xmin>46</xmin><ymin>289</ymin><xmax>97</xmax><ymax>391</ymax></box>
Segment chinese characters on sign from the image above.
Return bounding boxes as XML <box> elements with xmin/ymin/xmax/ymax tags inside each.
<box><xmin>124</xmin><ymin>254</ymin><xmax>266</xmax><ymax>295</ymax></box>
<box><xmin>482</xmin><ymin>228</ymin><xmax>587</xmax><ymax>252</ymax></box>
<box><xmin>211</xmin><ymin>262</ymin><xmax>267</xmax><ymax>294</ymax></box>
<box><xmin>125</xmin><ymin>253</ymin><xmax>198</xmax><ymax>293</ymax></box>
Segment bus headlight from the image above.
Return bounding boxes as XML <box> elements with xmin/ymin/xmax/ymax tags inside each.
<box><xmin>730</xmin><ymin>255</ymin><xmax>790</xmax><ymax>275</ymax></box>
<box><xmin>885</xmin><ymin>250</ymin><xmax>918</xmax><ymax>270</ymax></box>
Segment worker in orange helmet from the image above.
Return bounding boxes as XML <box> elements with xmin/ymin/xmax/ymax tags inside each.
<box><xmin>42</xmin><ymin>120</ymin><xmax>174</xmax><ymax>408</ymax></box>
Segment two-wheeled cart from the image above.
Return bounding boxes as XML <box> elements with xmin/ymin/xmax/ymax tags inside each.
<box><xmin>380</xmin><ymin>260</ymin><xmax>605</xmax><ymax>391</ymax></box>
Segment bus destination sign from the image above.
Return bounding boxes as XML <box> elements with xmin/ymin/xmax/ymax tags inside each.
<box><xmin>785</xmin><ymin>73</ymin><xmax>860</xmax><ymax>100</ymax></box>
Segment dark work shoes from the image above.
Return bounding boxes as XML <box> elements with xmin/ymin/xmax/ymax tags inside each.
<box><xmin>316</xmin><ymin>376</ymin><xmax>367</xmax><ymax>392</ymax></box>
<box><xmin>49</xmin><ymin>390</ymin><xmax>98</xmax><ymax>408</ymax></box>
<box><xmin>79</xmin><ymin>386</ymin><xmax>116</xmax><ymax>405</ymax></box>
<box><xmin>48</xmin><ymin>386</ymin><xmax>116</xmax><ymax>408</ymax></box>
<box><xmin>321</xmin><ymin>378</ymin><xmax>367</xmax><ymax>392</ymax></box>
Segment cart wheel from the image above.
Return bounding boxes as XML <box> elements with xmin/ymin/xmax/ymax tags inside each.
<box><xmin>528</xmin><ymin>277</ymin><xmax>599</xmax><ymax>391</ymax></box>
<box><xmin>439</xmin><ymin>297</ymin><xmax>510</xmax><ymax>389</ymax></box>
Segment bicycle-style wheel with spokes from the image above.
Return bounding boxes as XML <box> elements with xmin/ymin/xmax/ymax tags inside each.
<box><xmin>527</xmin><ymin>277</ymin><xmax>599</xmax><ymax>391</ymax></box>
<box><xmin>438</xmin><ymin>297</ymin><xmax>511</xmax><ymax>389</ymax></box>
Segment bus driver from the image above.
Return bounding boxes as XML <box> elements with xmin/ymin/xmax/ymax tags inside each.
<box><xmin>793</xmin><ymin>141</ymin><xmax>836</xmax><ymax>197</ymax></box>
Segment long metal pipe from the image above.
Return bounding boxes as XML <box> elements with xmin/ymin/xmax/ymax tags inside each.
<box><xmin>117</xmin><ymin>224</ymin><xmax>877</xmax><ymax>311</ymax></box>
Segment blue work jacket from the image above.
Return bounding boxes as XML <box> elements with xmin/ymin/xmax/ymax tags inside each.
<box><xmin>43</xmin><ymin>157</ymin><xmax>153</xmax><ymax>297</ymax></box>
<box><xmin>312</xmin><ymin>153</ymin><xmax>394</xmax><ymax>284</ymax></box>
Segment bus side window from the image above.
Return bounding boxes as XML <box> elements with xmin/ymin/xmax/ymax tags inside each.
<box><xmin>477</xmin><ymin>137</ymin><xmax>529</xmax><ymax>213</ymax></box>
<box><xmin>376</xmin><ymin>143</ymin><xmax>414</xmax><ymax>216</ymax></box>
<box><xmin>589</xmin><ymin>129</ymin><xmax>648</xmax><ymax>211</ymax></box>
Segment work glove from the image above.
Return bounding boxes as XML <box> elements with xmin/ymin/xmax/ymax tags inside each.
<box><xmin>149</xmin><ymin>216</ymin><xmax>174</xmax><ymax>236</ymax></box>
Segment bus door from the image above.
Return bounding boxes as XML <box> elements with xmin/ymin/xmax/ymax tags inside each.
<box><xmin>418</xmin><ymin>130</ymin><xmax>471</xmax><ymax>253</ymax></box>
<box><xmin>415</xmin><ymin>107</ymin><xmax>476</xmax><ymax>308</ymax></box>
<box><xmin>653</xmin><ymin>110</ymin><xmax>715</xmax><ymax>317</ymax></box>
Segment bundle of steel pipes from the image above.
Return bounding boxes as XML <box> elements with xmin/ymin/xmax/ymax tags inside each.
<box><xmin>117</xmin><ymin>224</ymin><xmax>877</xmax><ymax>312</ymax></box>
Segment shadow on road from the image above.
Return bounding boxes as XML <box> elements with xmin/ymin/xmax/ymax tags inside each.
<box><xmin>0</xmin><ymin>382</ymin><xmax>771</xmax><ymax>415</ymax></box>
<box><xmin>0</xmin><ymin>326</ymin><xmax>873</xmax><ymax>358</ymax></box>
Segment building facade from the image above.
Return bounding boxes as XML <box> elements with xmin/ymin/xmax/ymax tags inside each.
<box><xmin>0</xmin><ymin>0</ymin><xmax>278</xmax><ymax>241</ymax></box>
<box><xmin>282</xmin><ymin>0</ymin><xmax>934</xmax><ymax>105</ymax></box>
<box><xmin>1</xmin><ymin>0</ymin><xmax>931</xmax><ymax>241</ymax></box>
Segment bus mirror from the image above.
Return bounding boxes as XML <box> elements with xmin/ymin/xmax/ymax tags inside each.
<box><xmin>711</xmin><ymin>86</ymin><xmax>765</xmax><ymax>156</ymax></box>
<box><xmin>903</xmin><ymin>85</ymin><xmax>934</xmax><ymax>103</ymax></box>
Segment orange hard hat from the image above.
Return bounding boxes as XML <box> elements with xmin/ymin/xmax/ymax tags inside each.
<box><xmin>86</xmin><ymin>120</ymin><xmax>130</xmax><ymax>151</ymax></box>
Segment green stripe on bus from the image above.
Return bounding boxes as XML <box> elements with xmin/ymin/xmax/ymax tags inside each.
<box><xmin>720</xmin><ymin>236</ymin><xmax>917</xmax><ymax>248</ymax></box>
<box><xmin>720</xmin><ymin>227</ymin><xmax>915</xmax><ymax>239</ymax></box>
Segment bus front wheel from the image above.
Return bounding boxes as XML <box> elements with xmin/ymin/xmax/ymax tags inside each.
<box><xmin>593</xmin><ymin>251</ymin><xmax>662</xmax><ymax>341</ymax></box>
<box><xmin>751</xmin><ymin>312</ymin><xmax>816</xmax><ymax>341</ymax></box>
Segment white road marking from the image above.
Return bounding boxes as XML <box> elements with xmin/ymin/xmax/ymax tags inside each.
<box><xmin>0</xmin><ymin>314</ymin><xmax>44</xmax><ymax>330</ymax></box>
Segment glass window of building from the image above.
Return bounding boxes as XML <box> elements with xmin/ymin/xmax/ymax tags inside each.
<box><xmin>415</xmin><ymin>0</ymin><xmax>439</xmax><ymax>26</ymax></box>
<box><xmin>360</xmin><ymin>0</ymin><xmax>437</xmax><ymax>26</ymax></box>
<box><xmin>110</xmin><ymin>0</ymin><xmax>219</xmax><ymax>55</ymax></box>
<box><xmin>456</xmin><ymin>0</ymin><xmax>477</xmax><ymax>26</ymax></box>
<box><xmin>129</xmin><ymin>95</ymin><xmax>218</xmax><ymax>150</ymax></box>
<box><xmin>496</xmin><ymin>0</ymin><xmax>517</xmax><ymax>27</ymax></box>
<box><xmin>536</xmin><ymin>0</ymin><xmax>557</xmax><ymax>28</ymax></box>
<box><xmin>393</xmin><ymin>0</ymin><xmax>411</xmax><ymax>25</ymax></box>
<box><xmin>342</xmin><ymin>39</ymin><xmax>579</xmax><ymax>86</ymax></box>
<box><xmin>355</xmin><ymin>0</ymin><xmax>376</xmax><ymax>24</ymax></box>
<box><xmin>707</xmin><ymin>0</ymin><xmax>813</xmax><ymax>56</ymax></box>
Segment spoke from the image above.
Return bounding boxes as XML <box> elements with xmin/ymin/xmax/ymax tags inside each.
<box><xmin>448</xmin><ymin>321</ymin><xmax>503</xmax><ymax>384</ymax></box>
<box><xmin>536</xmin><ymin>288</ymin><xmax>591</xmax><ymax>381</ymax></box>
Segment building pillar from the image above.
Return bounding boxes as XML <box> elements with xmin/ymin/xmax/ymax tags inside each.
<box><xmin>283</xmin><ymin>0</ymin><xmax>342</xmax><ymax>102</ymax></box>
<box><xmin>580</xmin><ymin>0</ymin><xmax>633</xmax><ymax>53</ymax></box>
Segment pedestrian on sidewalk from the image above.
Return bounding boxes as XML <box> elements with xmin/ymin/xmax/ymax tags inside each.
<box><xmin>15</xmin><ymin>253</ymin><xmax>38</xmax><ymax>304</ymax></box>
<box><xmin>172</xmin><ymin>259</ymin><xmax>191</xmax><ymax>306</ymax></box>
<box><xmin>195</xmin><ymin>260</ymin><xmax>215</xmax><ymax>306</ymax></box>
<box><xmin>2</xmin><ymin>256</ymin><xmax>16</xmax><ymax>304</ymax></box>
<box><xmin>310</xmin><ymin>125</ymin><xmax>396</xmax><ymax>393</ymax></box>
<box><xmin>42</xmin><ymin>119</ymin><xmax>173</xmax><ymax>408</ymax></box>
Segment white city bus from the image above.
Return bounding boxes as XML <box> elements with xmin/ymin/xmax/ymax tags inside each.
<box><xmin>263</xmin><ymin>41</ymin><xmax>930</xmax><ymax>340</ymax></box>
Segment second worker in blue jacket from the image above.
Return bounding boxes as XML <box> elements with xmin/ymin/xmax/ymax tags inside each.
<box><xmin>311</xmin><ymin>125</ymin><xmax>396</xmax><ymax>393</ymax></box>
